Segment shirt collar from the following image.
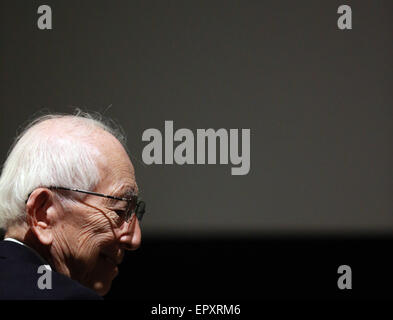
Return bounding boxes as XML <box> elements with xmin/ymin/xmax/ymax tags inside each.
<box><xmin>4</xmin><ymin>237</ymin><xmax>52</xmax><ymax>271</ymax></box>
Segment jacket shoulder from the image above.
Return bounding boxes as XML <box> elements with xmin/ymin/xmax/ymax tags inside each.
<box><xmin>0</xmin><ymin>241</ymin><xmax>102</xmax><ymax>300</ymax></box>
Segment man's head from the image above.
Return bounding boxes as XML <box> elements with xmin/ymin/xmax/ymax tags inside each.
<box><xmin>0</xmin><ymin>111</ymin><xmax>142</xmax><ymax>295</ymax></box>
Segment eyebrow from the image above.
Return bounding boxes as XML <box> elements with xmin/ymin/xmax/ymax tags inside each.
<box><xmin>117</xmin><ymin>186</ymin><xmax>138</xmax><ymax>199</ymax></box>
<box><xmin>105</xmin><ymin>187</ymin><xmax>137</xmax><ymax>206</ymax></box>
<box><xmin>121</xmin><ymin>188</ymin><xmax>137</xmax><ymax>198</ymax></box>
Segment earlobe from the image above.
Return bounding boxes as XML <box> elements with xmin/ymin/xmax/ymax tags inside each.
<box><xmin>26</xmin><ymin>188</ymin><xmax>55</xmax><ymax>246</ymax></box>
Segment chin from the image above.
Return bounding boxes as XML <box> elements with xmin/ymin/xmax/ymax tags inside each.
<box><xmin>93</xmin><ymin>280</ymin><xmax>112</xmax><ymax>296</ymax></box>
<box><xmin>86</xmin><ymin>259</ymin><xmax>119</xmax><ymax>296</ymax></box>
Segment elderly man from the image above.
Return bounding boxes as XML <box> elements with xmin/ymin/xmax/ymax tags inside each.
<box><xmin>0</xmin><ymin>111</ymin><xmax>144</xmax><ymax>299</ymax></box>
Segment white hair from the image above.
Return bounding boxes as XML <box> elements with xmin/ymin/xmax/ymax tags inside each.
<box><xmin>0</xmin><ymin>110</ymin><xmax>127</xmax><ymax>229</ymax></box>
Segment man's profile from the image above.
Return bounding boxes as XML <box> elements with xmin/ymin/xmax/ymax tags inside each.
<box><xmin>0</xmin><ymin>110</ymin><xmax>144</xmax><ymax>299</ymax></box>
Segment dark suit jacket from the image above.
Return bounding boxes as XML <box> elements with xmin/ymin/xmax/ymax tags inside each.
<box><xmin>0</xmin><ymin>240</ymin><xmax>102</xmax><ymax>300</ymax></box>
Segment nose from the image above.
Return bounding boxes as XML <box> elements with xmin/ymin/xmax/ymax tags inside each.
<box><xmin>119</xmin><ymin>215</ymin><xmax>142</xmax><ymax>251</ymax></box>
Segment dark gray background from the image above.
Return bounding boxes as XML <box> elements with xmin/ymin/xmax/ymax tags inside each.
<box><xmin>0</xmin><ymin>0</ymin><xmax>392</xmax><ymax>237</ymax></box>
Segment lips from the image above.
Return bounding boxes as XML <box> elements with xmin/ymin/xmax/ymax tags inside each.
<box><xmin>104</xmin><ymin>255</ymin><xmax>117</xmax><ymax>266</ymax></box>
<box><xmin>101</xmin><ymin>254</ymin><xmax>122</xmax><ymax>267</ymax></box>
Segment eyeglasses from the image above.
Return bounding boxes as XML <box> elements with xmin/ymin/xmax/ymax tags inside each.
<box><xmin>26</xmin><ymin>186</ymin><xmax>146</xmax><ymax>222</ymax></box>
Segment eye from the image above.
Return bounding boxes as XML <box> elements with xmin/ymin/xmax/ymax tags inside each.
<box><xmin>114</xmin><ymin>210</ymin><xmax>126</xmax><ymax>217</ymax></box>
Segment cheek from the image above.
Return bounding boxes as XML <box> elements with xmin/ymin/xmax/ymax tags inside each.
<box><xmin>75</xmin><ymin>216</ymin><xmax>117</xmax><ymax>259</ymax></box>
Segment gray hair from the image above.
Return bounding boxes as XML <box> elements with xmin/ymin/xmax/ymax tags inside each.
<box><xmin>0</xmin><ymin>109</ymin><xmax>127</xmax><ymax>229</ymax></box>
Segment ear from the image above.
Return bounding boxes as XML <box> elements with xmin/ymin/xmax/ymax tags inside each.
<box><xmin>25</xmin><ymin>188</ymin><xmax>56</xmax><ymax>246</ymax></box>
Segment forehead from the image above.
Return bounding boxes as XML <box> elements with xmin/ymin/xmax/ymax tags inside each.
<box><xmin>93</xmin><ymin>131</ymin><xmax>137</xmax><ymax>195</ymax></box>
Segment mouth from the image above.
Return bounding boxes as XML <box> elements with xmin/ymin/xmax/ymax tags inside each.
<box><xmin>101</xmin><ymin>254</ymin><xmax>121</xmax><ymax>268</ymax></box>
